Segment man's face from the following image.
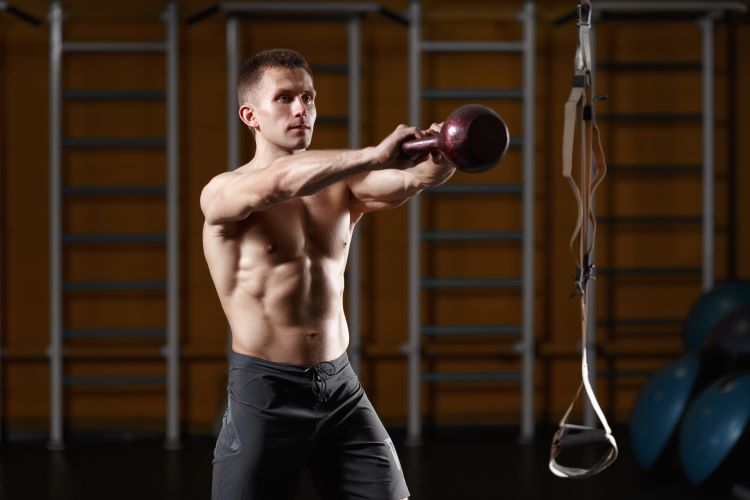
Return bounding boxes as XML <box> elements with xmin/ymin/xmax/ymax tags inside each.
<box><xmin>244</xmin><ymin>67</ymin><xmax>316</xmax><ymax>151</ymax></box>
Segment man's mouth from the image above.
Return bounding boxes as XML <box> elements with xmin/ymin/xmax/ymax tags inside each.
<box><xmin>288</xmin><ymin>124</ymin><xmax>310</xmax><ymax>130</ymax></box>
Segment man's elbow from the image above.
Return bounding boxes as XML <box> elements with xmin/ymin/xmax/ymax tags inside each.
<box><xmin>404</xmin><ymin>172</ymin><xmax>428</xmax><ymax>198</ymax></box>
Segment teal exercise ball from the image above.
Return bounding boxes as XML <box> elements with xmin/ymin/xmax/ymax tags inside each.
<box><xmin>630</xmin><ymin>352</ymin><xmax>701</xmax><ymax>470</ymax></box>
<box><xmin>679</xmin><ymin>372</ymin><xmax>750</xmax><ymax>485</ymax></box>
<box><xmin>684</xmin><ymin>282</ymin><xmax>750</xmax><ymax>350</ymax></box>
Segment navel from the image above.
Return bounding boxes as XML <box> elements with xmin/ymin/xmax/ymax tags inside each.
<box><xmin>265</xmin><ymin>242</ymin><xmax>277</xmax><ymax>254</ymax></box>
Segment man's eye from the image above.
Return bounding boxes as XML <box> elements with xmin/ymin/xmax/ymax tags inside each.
<box><xmin>278</xmin><ymin>95</ymin><xmax>291</xmax><ymax>102</ymax></box>
<box><xmin>303</xmin><ymin>95</ymin><xmax>314</xmax><ymax>103</ymax></box>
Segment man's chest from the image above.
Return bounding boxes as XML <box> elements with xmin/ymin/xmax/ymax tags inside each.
<box><xmin>240</xmin><ymin>185</ymin><xmax>354</xmax><ymax>259</ymax></box>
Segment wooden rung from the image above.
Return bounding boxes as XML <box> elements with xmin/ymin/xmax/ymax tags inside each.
<box><xmin>600</xmin><ymin>341</ymin><xmax>682</xmax><ymax>357</ymax></box>
<box><xmin>63</xmin><ymin>347</ymin><xmax>163</xmax><ymax>360</ymax></box>
<box><xmin>423</xmin><ymin>344</ymin><xmax>519</xmax><ymax>357</ymax></box>
<box><xmin>537</xmin><ymin>342</ymin><xmax>580</xmax><ymax>357</ymax></box>
<box><xmin>537</xmin><ymin>341</ymin><xmax>682</xmax><ymax>358</ymax></box>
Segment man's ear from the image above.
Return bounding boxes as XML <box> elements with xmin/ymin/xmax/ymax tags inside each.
<box><xmin>239</xmin><ymin>102</ymin><xmax>258</xmax><ymax>131</ymax></box>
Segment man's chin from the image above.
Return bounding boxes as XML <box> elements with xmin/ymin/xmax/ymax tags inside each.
<box><xmin>287</xmin><ymin>137</ymin><xmax>312</xmax><ymax>151</ymax></box>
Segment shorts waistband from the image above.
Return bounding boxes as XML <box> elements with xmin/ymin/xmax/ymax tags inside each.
<box><xmin>229</xmin><ymin>350</ymin><xmax>350</xmax><ymax>377</ymax></box>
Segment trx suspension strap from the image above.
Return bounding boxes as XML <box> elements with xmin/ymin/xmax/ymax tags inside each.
<box><xmin>549</xmin><ymin>0</ymin><xmax>618</xmax><ymax>479</ymax></box>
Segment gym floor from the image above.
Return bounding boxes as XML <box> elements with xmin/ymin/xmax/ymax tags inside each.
<box><xmin>0</xmin><ymin>427</ymin><xmax>739</xmax><ymax>500</ymax></box>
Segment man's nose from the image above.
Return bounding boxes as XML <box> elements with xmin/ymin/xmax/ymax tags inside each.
<box><xmin>292</xmin><ymin>97</ymin><xmax>307</xmax><ymax>116</ymax></box>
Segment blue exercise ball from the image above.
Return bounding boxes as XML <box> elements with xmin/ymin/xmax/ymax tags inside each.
<box><xmin>679</xmin><ymin>372</ymin><xmax>750</xmax><ymax>485</ymax></box>
<box><xmin>630</xmin><ymin>352</ymin><xmax>701</xmax><ymax>470</ymax></box>
<box><xmin>706</xmin><ymin>306</ymin><xmax>750</xmax><ymax>366</ymax></box>
<box><xmin>684</xmin><ymin>281</ymin><xmax>750</xmax><ymax>350</ymax></box>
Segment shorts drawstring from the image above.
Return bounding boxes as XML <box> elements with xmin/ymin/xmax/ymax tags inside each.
<box><xmin>305</xmin><ymin>361</ymin><xmax>336</xmax><ymax>404</ymax></box>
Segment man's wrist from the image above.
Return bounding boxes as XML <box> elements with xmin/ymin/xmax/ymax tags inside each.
<box><xmin>359</xmin><ymin>146</ymin><xmax>383</xmax><ymax>170</ymax></box>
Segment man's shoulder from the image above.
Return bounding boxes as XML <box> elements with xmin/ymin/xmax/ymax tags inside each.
<box><xmin>200</xmin><ymin>171</ymin><xmax>238</xmax><ymax>220</ymax></box>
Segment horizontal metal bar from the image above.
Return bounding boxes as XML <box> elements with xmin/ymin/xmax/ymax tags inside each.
<box><xmin>310</xmin><ymin>63</ymin><xmax>347</xmax><ymax>74</ymax></box>
<box><xmin>64</xmin><ymin>328</ymin><xmax>166</xmax><ymax>339</ymax></box>
<box><xmin>63</xmin><ymin>375</ymin><xmax>166</xmax><ymax>386</ymax></box>
<box><xmin>608</xmin><ymin>164</ymin><xmax>701</xmax><ymax>174</ymax></box>
<box><xmin>425</xmin><ymin>183</ymin><xmax>523</xmax><ymax>195</ymax></box>
<box><xmin>555</xmin><ymin>1</ymin><xmax>747</xmax><ymax>23</ymax></box>
<box><xmin>187</xmin><ymin>2</ymin><xmax>408</xmax><ymax>24</ymax></box>
<box><xmin>316</xmin><ymin>115</ymin><xmax>348</xmax><ymax>125</ymax></box>
<box><xmin>598</xmin><ymin>215</ymin><xmax>701</xmax><ymax>224</ymax></box>
<box><xmin>63</xmin><ymin>233</ymin><xmax>166</xmax><ymax>244</ymax></box>
<box><xmin>422</xmin><ymin>372</ymin><xmax>521</xmax><ymax>382</ymax></box>
<box><xmin>63</xmin><ymin>280</ymin><xmax>166</xmax><ymax>292</ymax></box>
<box><xmin>62</xmin><ymin>89</ymin><xmax>166</xmax><ymax>101</ymax></box>
<box><xmin>597</xmin><ymin>318</ymin><xmax>683</xmax><ymax>327</ymax></box>
<box><xmin>422</xmin><ymin>231</ymin><xmax>522</xmax><ymax>241</ymax></box>
<box><xmin>421</xmin><ymin>40</ymin><xmax>524</xmax><ymax>53</ymax></box>
<box><xmin>422</xmin><ymin>277</ymin><xmax>522</xmax><ymax>288</ymax></box>
<box><xmin>422</xmin><ymin>88</ymin><xmax>523</xmax><ymax>100</ymax></box>
<box><xmin>593</xmin><ymin>1</ymin><xmax>747</xmax><ymax>13</ymax></box>
<box><xmin>63</xmin><ymin>185</ymin><xmax>166</xmax><ymax>196</ymax></box>
<box><xmin>422</xmin><ymin>324</ymin><xmax>522</xmax><ymax>336</ymax></box>
<box><xmin>597</xmin><ymin>113</ymin><xmax>702</xmax><ymax>122</ymax></box>
<box><xmin>63</xmin><ymin>138</ymin><xmax>166</xmax><ymax>148</ymax></box>
<box><xmin>220</xmin><ymin>1</ymin><xmax>382</xmax><ymax>15</ymax></box>
<box><xmin>63</xmin><ymin>42</ymin><xmax>167</xmax><ymax>53</ymax></box>
<box><xmin>597</xmin><ymin>267</ymin><xmax>702</xmax><ymax>276</ymax></box>
<box><xmin>597</xmin><ymin>61</ymin><xmax>701</xmax><ymax>72</ymax></box>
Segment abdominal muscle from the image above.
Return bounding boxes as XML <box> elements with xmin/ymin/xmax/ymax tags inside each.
<box><xmin>224</xmin><ymin>255</ymin><xmax>350</xmax><ymax>365</ymax></box>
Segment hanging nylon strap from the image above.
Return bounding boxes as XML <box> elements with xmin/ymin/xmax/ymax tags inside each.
<box><xmin>549</xmin><ymin>0</ymin><xmax>618</xmax><ymax>479</ymax></box>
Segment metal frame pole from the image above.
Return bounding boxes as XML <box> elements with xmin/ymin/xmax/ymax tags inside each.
<box><xmin>227</xmin><ymin>15</ymin><xmax>240</xmax><ymax>172</ymax></box>
<box><xmin>48</xmin><ymin>0</ymin><xmax>64</xmax><ymax>451</ymax></box>
<box><xmin>520</xmin><ymin>0</ymin><xmax>536</xmax><ymax>443</ymax></box>
<box><xmin>406</xmin><ymin>0</ymin><xmax>422</xmax><ymax>447</ymax></box>
<box><xmin>699</xmin><ymin>15</ymin><xmax>715</xmax><ymax>291</ymax></box>
<box><xmin>164</xmin><ymin>0</ymin><xmax>181</xmax><ymax>450</ymax></box>
<box><xmin>346</xmin><ymin>16</ymin><xmax>363</xmax><ymax>374</ymax></box>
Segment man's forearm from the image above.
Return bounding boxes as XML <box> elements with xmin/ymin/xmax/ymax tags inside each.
<box><xmin>408</xmin><ymin>160</ymin><xmax>456</xmax><ymax>190</ymax></box>
<box><xmin>273</xmin><ymin>147</ymin><xmax>380</xmax><ymax>198</ymax></box>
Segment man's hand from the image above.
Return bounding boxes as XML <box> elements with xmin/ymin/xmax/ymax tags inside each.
<box><xmin>372</xmin><ymin>124</ymin><xmax>424</xmax><ymax>170</ymax></box>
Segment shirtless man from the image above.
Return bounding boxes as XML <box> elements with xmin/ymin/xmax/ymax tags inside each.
<box><xmin>201</xmin><ymin>48</ymin><xmax>455</xmax><ymax>500</ymax></box>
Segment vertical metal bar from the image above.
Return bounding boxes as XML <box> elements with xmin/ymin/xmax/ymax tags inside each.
<box><xmin>164</xmin><ymin>0</ymin><xmax>181</xmax><ymax>451</ymax></box>
<box><xmin>346</xmin><ymin>16</ymin><xmax>363</xmax><ymax>375</ymax></box>
<box><xmin>227</xmin><ymin>16</ymin><xmax>240</xmax><ymax>172</ymax></box>
<box><xmin>48</xmin><ymin>0</ymin><xmax>64</xmax><ymax>451</ymax></box>
<box><xmin>725</xmin><ymin>14</ymin><xmax>737</xmax><ymax>280</ymax></box>
<box><xmin>224</xmin><ymin>16</ymin><xmax>241</xmax><ymax>359</ymax></box>
<box><xmin>406</xmin><ymin>0</ymin><xmax>422</xmax><ymax>447</ymax></box>
<box><xmin>583</xmin><ymin>17</ymin><xmax>597</xmax><ymax>430</ymax></box>
<box><xmin>520</xmin><ymin>0</ymin><xmax>536</xmax><ymax>443</ymax></box>
<box><xmin>699</xmin><ymin>15</ymin><xmax>715</xmax><ymax>291</ymax></box>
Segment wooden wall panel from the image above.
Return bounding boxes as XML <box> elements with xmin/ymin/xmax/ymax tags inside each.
<box><xmin>1</xmin><ymin>0</ymin><xmax>748</xmax><ymax>435</ymax></box>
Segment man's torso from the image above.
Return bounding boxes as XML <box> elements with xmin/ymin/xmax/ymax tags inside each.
<box><xmin>203</xmin><ymin>180</ymin><xmax>361</xmax><ymax>365</ymax></box>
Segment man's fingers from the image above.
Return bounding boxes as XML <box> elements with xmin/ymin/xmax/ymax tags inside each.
<box><xmin>406</xmin><ymin>126</ymin><xmax>422</xmax><ymax>140</ymax></box>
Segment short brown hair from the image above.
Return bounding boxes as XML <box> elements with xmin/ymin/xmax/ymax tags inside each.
<box><xmin>237</xmin><ymin>48</ymin><xmax>313</xmax><ymax>104</ymax></box>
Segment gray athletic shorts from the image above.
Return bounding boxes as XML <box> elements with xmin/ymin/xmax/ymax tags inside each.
<box><xmin>212</xmin><ymin>351</ymin><xmax>410</xmax><ymax>500</ymax></box>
